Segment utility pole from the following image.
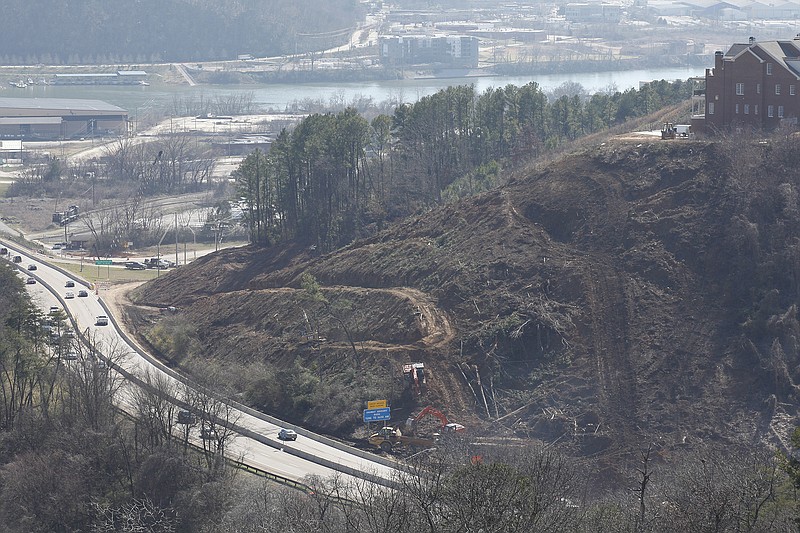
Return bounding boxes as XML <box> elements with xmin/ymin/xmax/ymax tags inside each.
<box><xmin>175</xmin><ymin>212</ymin><xmax>179</xmax><ymax>266</ymax></box>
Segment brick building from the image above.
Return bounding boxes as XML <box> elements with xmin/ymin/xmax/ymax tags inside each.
<box><xmin>694</xmin><ymin>36</ymin><xmax>800</xmax><ymax>133</ymax></box>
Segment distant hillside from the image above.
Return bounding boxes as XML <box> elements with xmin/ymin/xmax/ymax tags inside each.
<box><xmin>0</xmin><ymin>0</ymin><xmax>362</xmax><ymax>64</ymax></box>
<box><xmin>127</xmin><ymin>135</ymin><xmax>800</xmax><ymax>470</ymax></box>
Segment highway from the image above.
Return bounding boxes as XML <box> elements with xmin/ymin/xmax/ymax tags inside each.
<box><xmin>1</xmin><ymin>238</ymin><xmax>400</xmax><ymax>489</ymax></box>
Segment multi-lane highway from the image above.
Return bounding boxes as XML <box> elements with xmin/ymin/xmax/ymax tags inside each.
<box><xmin>1</xmin><ymin>239</ymin><xmax>400</xmax><ymax>489</ymax></box>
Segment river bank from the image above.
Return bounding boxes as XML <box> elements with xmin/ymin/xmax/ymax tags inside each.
<box><xmin>0</xmin><ymin>52</ymin><xmax>708</xmax><ymax>90</ymax></box>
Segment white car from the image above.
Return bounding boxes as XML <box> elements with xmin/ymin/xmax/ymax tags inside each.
<box><xmin>278</xmin><ymin>428</ymin><xmax>297</xmax><ymax>441</ymax></box>
<box><xmin>65</xmin><ymin>291</ymin><xmax>75</xmax><ymax>299</ymax></box>
<box><xmin>95</xmin><ymin>315</ymin><xmax>109</xmax><ymax>326</ymax></box>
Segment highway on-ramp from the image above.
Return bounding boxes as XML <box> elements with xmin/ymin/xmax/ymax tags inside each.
<box><xmin>1</xmin><ymin>239</ymin><xmax>400</xmax><ymax>489</ymax></box>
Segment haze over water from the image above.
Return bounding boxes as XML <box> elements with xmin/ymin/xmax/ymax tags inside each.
<box><xmin>8</xmin><ymin>66</ymin><xmax>703</xmax><ymax>113</ymax></box>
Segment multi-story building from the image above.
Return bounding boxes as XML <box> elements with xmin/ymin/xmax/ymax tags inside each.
<box><xmin>380</xmin><ymin>35</ymin><xmax>480</xmax><ymax>68</ymax></box>
<box><xmin>694</xmin><ymin>36</ymin><xmax>800</xmax><ymax>133</ymax></box>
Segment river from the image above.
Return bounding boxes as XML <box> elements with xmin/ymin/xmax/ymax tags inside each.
<box><xmin>6</xmin><ymin>66</ymin><xmax>704</xmax><ymax>115</ymax></box>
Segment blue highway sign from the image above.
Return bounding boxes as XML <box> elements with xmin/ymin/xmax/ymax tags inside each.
<box><xmin>363</xmin><ymin>407</ymin><xmax>391</xmax><ymax>422</ymax></box>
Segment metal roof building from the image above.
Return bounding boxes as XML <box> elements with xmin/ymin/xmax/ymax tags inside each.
<box><xmin>0</xmin><ymin>97</ymin><xmax>128</xmax><ymax>140</ymax></box>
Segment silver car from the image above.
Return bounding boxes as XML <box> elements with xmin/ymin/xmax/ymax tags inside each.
<box><xmin>278</xmin><ymin>428</ymin><xmax>297</xmax><ymax>441</ymax></box>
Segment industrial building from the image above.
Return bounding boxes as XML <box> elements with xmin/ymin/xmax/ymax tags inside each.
<box><xmin>0</xmin><ymin>97</ymin><xmax>128</xmax><ymax>140</ymax></box>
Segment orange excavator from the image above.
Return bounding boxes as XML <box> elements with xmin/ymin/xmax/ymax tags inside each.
<box><xmin>368</xmin><ymin>405</ymin><xmax>465</xmax><ymax>452</ymax></box>
<box><xmin>405</xmin><ymin>405</ymin><xmax>466</xmax><ymax>435</ymax></box>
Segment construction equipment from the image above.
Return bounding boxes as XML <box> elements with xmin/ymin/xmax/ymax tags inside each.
<box><xmin>661</xmin><ymin>123</ymin><xmax>692</xmax><ymax>139</ymax></box>
<box><xmin>403</xmin><ymin>362</ymin><xmax>427</xmax><ymax>394</ymax></box>
<box><xmin>368</xmin><ymin>405</ymin><xmax>465</xmax><ymax>452</ymax></box>
<box><xmin>368</xmin><ymin>426</ymin><xmax>436</xmax><ymax>452</ymax></box>
<box><xmin>405</xmin><ymin>405</ymin><xmax>465</xmax><ymax>435</ymax></box>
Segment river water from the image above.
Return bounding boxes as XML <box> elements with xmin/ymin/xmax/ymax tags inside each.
<box><xmin>8</xmin><ymin>66</ymin><xmax>704</xmax><ymax>115</ymax></box>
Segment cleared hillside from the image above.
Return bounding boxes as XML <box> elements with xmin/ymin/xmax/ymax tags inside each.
<box><xmin>127</xmin><ymin>135</ymin><xmax>800</xmax><ymax>470</ymax></box>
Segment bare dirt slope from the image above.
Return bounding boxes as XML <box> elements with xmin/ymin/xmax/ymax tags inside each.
<box><xmin>128</xmin><ymin>137</ymin><xmax>800</xmax><ymax>469</ymax></box>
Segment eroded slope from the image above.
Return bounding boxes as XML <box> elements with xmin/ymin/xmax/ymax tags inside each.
<box><xmin>128</xmin><ymin>138</ymin><xmax>800</xmax><ymax>464</ymax></box>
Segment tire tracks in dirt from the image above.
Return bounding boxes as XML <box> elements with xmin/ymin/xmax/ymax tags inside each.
<box><xmin>130</xmin><ymin>284</ymin><xmax>456</xmax><ymax>354</ymax></box>
<box><xmin>584</xmin><ymin>258</ymin><xmax>637</xmax><ymax>448</ymax></box>
<box><xmin>314</xmin><ymin>285</ymin><xmax>456</xmax><ymax>352</ymax></box>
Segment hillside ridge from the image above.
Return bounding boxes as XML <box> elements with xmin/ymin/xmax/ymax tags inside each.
<box><xmin>127</xmin><ymin>136</ymin><xmax>800</xmax><ymax>469</ymax></box>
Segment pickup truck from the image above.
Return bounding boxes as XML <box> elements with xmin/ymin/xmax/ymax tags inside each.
<box><xmin>144</xmin><ymin>258</ymin><xmax>174</xmax><ymax>269</ymax></box>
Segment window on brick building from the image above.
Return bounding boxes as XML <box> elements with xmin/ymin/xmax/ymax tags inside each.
<box><xmin>791</xmin><ymin>85</ymin><xmax>796</xmax><ymax>96</ymax></box>
<box><xmin>708</xmin><ymin>102</ymin><xmax>714</xmax><ymax>115</ymax></box>
<box><xmin>757</xmin><ymin>83</ymin><xmax>761</xmax><ymax>94</ymax></box>
<box><xmin>736</xmin><ymin>83</ymin><xmax>744</xmax><ymax>95</ymax></box>
<box><xmin>744</xmin><ymin>104</ymin><xmax>749</xmax><ymax>114</ymax></box>
<box><xmin>776</xmin><ymin>84</ymin><xmax>781</xmax><ymax>95</ymax></box>
<box><xmin>779</xmin><ymin>105</ymin><xmax>784</xmax><ymax>118</ymax></box>
<box><xmin>735</xmin><ymin>103</ymin><xmax>740</xmax><ymax>114</ymax></box>
<box><xmin>767</xmin><ymin>63</ymin><xmax>773</xmax><ymax>75</ymax></box>
<box><xmin>768</xmin><ymin>105</ymin><xmax>774</xmax><ymax>117</ymax></box>
<box><xmin>755</xmin><ymin>104</ymin><xmax>758</xmax><ymax>115</ymax></box>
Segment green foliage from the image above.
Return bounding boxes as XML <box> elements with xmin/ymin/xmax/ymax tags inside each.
<box><xmin>442</xmin><ymin>160</ymin><xmax>502</xmax><ymax>203</ymax></box>
<box><xmin>245</xmin><ymin>361</ymin><xmax>319</xmax><ymax>417</ymax></box>
<box><xmin>146</xmin><ymin>316</ymin><xmax>200</xmax><ymax>364</ymax></box>
<box><xmin>300</xmin><ymin>272</ymin><xmax>325</xmax><ymax>303</ymax></box>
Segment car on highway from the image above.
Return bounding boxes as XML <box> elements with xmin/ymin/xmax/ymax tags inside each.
<box><xmin>0</xmin><ymin>247</ymin><xmax>7</xmax><ymax>255</ymax></box>
<box><xmin>26</xmin><ymin>277</ymin><xmax>36</xmax><ymax>284</ymax></box>
<box><xmin>13</xmin><ymin>255</ymin><xmax>22</xmax><ymax>263</ymax></box>
<box><xmin>78</xmin><ymin>290</ymin><xmax>89</xmax><ymax>297</ymax></box>
<box><xmin>65</xmin><ymin>291</ymin><xmax>75</xmax><ymax>299</ymax></box>
<box><xmin>95</xmin><ymin>315</ymin><xmax>109</xmax><ymax>326</ymax></box>
<box><xmin>27</xmin><ymin>264</ymin><xmax>37</xmax><ymax>271</ymax></box>
<box><xmin>49</xmin><ymin>306</ymin><xmax>60</xmax><ymax>315</ymax></box>
<box><xmin>65</xmin><ymin>280</ymin><xmax>75</xmax><ymax>288</ymax></box>
<box><xmin>124</xmin><ymin>261</ymin><xmax>147</xmax><ymax>270</ymax></box>
<box><xmin>278</xmin><ymin>428</ymin><xmax>298</xmax><ymax>441</ymax></box>
<box><xmin>200</xmin><ymin>427</ymin><xmax>217</xmax><ymax>440</ymax></box>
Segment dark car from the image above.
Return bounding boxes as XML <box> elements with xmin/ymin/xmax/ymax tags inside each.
<box><xmin>78</xmin><ymin>290</ymin><xmax>89</xmax><ymax>297</ymax></box>
<box><xmin>12</xmin><ymin>255</ymin><xmax>22</xmax><ymax>263</ymax></box>
<box><xmin>124</xmin><ymin>261</ymin><xmax>147</xmax><ymax>270</ymax></box>
<box><xmin>26</xmin><ymin>277</ymin><xmax>36</xmax><ymax>284</ymax></box>
<box><xmin>27</xmin><ymin>264</ymin><xmax>37</xmax><ymax>271</ymax></box>
<box><xmin>65</xmin><ymin>280</ymin><xmax>75</xmax><ymax>288</ymax></box>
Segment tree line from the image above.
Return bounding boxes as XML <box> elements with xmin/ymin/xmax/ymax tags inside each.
<box><xmin>237</xmin><ymin>79</ymin><xmax>693</xmax><ymax>250</ymax></box>
<box><xmin>0</xmin><ymin>0</ymin><xmax>361</xmax><ymax>64</ymax></box>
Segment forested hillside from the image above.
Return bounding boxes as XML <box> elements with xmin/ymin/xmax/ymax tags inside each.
<box><xmin>0</xmin><ymin>0</ymin><xmax>362</xmax><ymax>64</ymax></box>
<box><xmin>236</xmin><ymin>80</ymin><xmax>693</xmax><ymax>252</ymax></box>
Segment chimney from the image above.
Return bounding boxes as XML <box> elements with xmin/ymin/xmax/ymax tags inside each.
<box><xmin>749</xmin><ymin>36</ymin><xmax>756</xmax><ymax>45</ymax></box>
<box><xmin>795</xmin><ymin>33</ymin><xmax>800</xmax><ymax>40</ymax></box>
